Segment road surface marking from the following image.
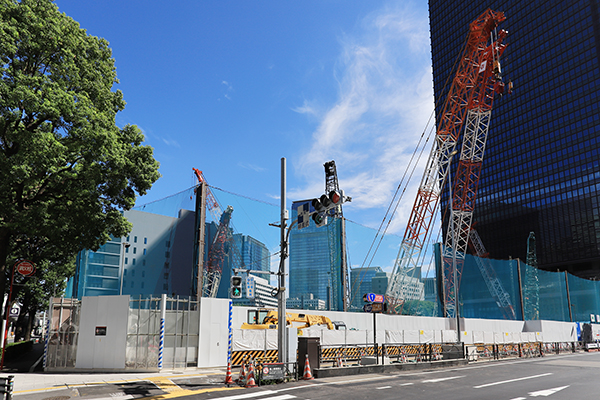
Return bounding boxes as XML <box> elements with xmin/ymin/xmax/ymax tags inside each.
<box><xmin>399</xmin><ymin>383</ymin><xmax>414</xmax><ymax>386</ymax></box>
<box><xmin>509</xmin><ymin>398</ymin><xmax>526</xmax><ymax>400</ymax></box>
<box><xmin>202</xmin><ymin>390</ymin><xmax>279</xmax><ymax>400</ymax></box>
<box><xmin>376</xmin><ymin>386</ymin><xmax>392</xmax><ymax>389</ymax></box>
<box><xmin>422</xmin><ymin>376</ymin><xmax>464</xmax><ymax>383</ymax></box>
<box><xmin>529</xmin><ymin>385</ymin><xmax>569</xmax><ymax>397</ymax></box>
<box><xmin>473</xmin><ymin>373</ymin><xmax>553</xmax><ymax>389</ymax></box>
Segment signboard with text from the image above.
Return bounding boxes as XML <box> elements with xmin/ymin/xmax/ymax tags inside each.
<box><xmin>363</xmin><ymin>293</ymin><xmax>385</xmax><ymax>303</ymax></box>
<box><xmin>15</xmin><ymin>259</ymin><xmax>35</xmax><ymax>276</ymax></box>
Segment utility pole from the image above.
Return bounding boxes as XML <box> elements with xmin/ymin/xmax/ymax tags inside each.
<box><xmin>278</xmin><ymin>157</ymin><xmax>288</xmax><ymax>364</ymax></box>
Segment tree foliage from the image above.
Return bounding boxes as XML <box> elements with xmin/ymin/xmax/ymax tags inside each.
<box><xmin>0</xmin><ymin>0</ymin><xmax>160</xmax><ymax>314</ymax></box>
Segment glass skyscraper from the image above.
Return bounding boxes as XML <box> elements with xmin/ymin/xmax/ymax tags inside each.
<box><xmin>430</xmin><ymin>0</ymin><xmax>600</xmax><ymax>278</ymax></box>
<box><xmin>289</xmin><ymin>200</ymin><xmax>344</xmax><ymax>310</ymax></box>
<box><xmin>349</xmin><ymin>266</ymin><xmax>383</xmax><ymax>310</ymax></box>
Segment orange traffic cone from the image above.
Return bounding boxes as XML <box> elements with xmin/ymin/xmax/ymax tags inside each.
<box><xmin>245</xmin><ymin>361</ymin><xmax>257</xmax><ymax>388</ymax></box>
<box><xmin>225</xmin><ymin>361</ymin><xmax>234</xmax><ymax>385</ymax></box>
<box><xmin>302</xmin><ymin>354</ymin><xmax>314</xmax><ymax>380</ymax></box>
<box><xmin>237</xmin><ymin>360</ymin><xmax>246</xmax><ymax>384</ymax></box>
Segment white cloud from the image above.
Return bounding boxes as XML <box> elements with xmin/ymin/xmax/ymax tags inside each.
<box><xmin>161</xmin><ymin>137</ymin><xmax>181</xmax><ymax>148</ymax></box>
<box><xmin>238</xmin><ymin>162</ymin><xmax>266</xmax><ymax>172</ymax></box>
<box><xmin>291</xmin><ymin>2</ymin><xmax>435</xmax><ymax>235</ymax></box>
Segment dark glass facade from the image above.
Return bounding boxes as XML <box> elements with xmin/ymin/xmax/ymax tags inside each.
<box><xmin>431</xmin><ymin>0</ymin><xmax>600</xmax><ymax>278</ymax></box>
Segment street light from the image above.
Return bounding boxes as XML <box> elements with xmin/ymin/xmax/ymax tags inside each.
<box><xmin>119</xmin><ymin>241</ymin><xmax>131</xmax><ymax>295</ymax></box>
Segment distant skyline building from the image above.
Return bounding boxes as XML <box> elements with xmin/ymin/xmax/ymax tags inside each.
<box><xmin>287</xmin><ymin>294</ymin><xmax>327</xmax><ymax>311</ymax></box>
<box><xmin>289</xmin><ymin>200</ymin><xmax>344</xmax><ymax>310</ymax></box>
<box><xmin>234</xmin><ymin>274</ymin><xmax>278</xmax><ymax>308</ymax></box>
<box><xmin>349</xmin><ymin>266</ymin><xmax>383</xmax><ymax>310</ymax></box>
<box><xmin>217</xmin><ymin>233</ymin><xmax>271</xmax><ymax>298</ymax></box>
<box><xmin>430</xmin><ymin>1</ymin><xmax>600</xmax><ymax>279</ymax></box>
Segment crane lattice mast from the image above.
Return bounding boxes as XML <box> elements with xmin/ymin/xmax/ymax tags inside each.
<box><xmin>468</xmin><ymin>228</ymin><xmax>517</xmax><ymax>319</ymax></box>
<box><xmin>324</xmin><ymin>161</ymin><xmax>350</xmax><ymax>311</ymax></box>
<box><xmin>524</xmin><ymin>232</ymin><xmax>540</xmax><ymax>319</ymax></box>
<box><xmin>386</xmin><ymin>9</ymin><xmax>508</xmax><ymax>314</ymax></box>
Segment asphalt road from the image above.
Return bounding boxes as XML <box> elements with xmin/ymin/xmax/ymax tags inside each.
<box><xmin>192</xmin><ymin>352</ymin><xmax>600</xmax><ymax>400</ymax></box>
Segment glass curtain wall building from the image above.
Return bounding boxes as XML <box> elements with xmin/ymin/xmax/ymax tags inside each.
<box><xmin>430</xmin><ymin>0</ymin><xmax>600</xmax><ymax>278</ymax></box>
<box><xmin>349</xmin><ymin>266</ymin><xmax>383</xmax><ymax>310</ymax></box>
<box><xmin>289</xmin><ymin>200</ymin><xmax>344</xmax><ymax>310</ymax></box>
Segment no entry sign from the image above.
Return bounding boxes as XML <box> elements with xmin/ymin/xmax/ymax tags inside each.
<box><xmin>14</xmin><ymin>260</ymin><xmax>35</xmax><ymax>276</ymax></box>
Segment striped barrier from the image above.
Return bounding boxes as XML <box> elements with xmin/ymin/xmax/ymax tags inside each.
<box><xmin>231</xmin><ymin>350</ymin><xmax>278</xmax><ymax>367</ymax></box>
<box><xmin>158</xmin><ymin>317</ymin><xmax>164</xmax><ymax>369</ymax></box>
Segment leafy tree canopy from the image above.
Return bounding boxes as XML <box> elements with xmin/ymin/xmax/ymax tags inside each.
<box><xmin>0</xmin><ymin>0</ymin><xmax>160</xmax><ymax>299</ymax></box>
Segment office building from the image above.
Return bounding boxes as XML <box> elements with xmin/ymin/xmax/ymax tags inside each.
<box><xmin>216</xmin><ymin>233</ymin><xmax>271</xmax><ymax>299</ymax></box>
<box><xmin>233</xmin><ymin>274</ymin><xmax>278</xmax><ymax>308</ymax></box>
<box><xmin>430</xmin><ymin>0</ymin><xmax>600</xmax><ymax>278</ymax></box>
<box><xmin>349</xmin><ymin>266</ymin><xmax>383</xmax><ymax>310</ymax></box>
<box><xmin>287</xmin><ymin>294</ymin><xmax>327</xmax><ymax>311</ymax></box>
<box><xmin>289</xmin><ymin>200</ymin><xmax>344</xmax><ymax>310</ymax></box>
<box><xmin>70</xmin><ymin>209</ymin><xmax>195</xmax><ymax>298</ymax></box>
<box><xmin>71</xmin><ymin>209</ymin><xmax>271</xmax><ymax>301</ymax></box>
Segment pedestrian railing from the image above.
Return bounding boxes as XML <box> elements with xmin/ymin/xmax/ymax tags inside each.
<box><xmin>0</xmin><ymin>376</ymin><xmax>13</xmax><ymax>400</ymax></box>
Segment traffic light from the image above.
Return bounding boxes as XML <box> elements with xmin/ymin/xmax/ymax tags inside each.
<box><xmin>231</xmin><ymin>275</ymin><xmax>242</xmax><ymax>299</ymax></box>
<box><xmin>312</xmin><ymin>211</ymin><xmax>327</xmax><ymax>227</ymax></box>
<box><xmin>310</xmin><ymin>190</ymin><xmax>345</xmax><ymax>228</ymax></box>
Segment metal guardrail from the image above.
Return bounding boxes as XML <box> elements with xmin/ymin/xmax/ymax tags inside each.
<box><xmin>0</xmin><ymin>376</ymin><xmax>14</xmax><ymax>400</ymax></box>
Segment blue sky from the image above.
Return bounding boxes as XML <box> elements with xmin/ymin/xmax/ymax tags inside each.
<box><xmin>54</xmin><ymin>1</ymin><xmax>438</xmax><ymax>274</ymax></box>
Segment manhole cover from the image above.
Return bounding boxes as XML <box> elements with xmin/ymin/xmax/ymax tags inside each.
<box><xmin>42</xmin><ymin>396</ymin><xmax>71</xmax><ymax>400</ymax></box>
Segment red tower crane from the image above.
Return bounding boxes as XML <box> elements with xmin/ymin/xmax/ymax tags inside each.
<box><xmin>386</xmin><ymin>9</ymin><xmax>509</xmax><ymax>315</ymax></box>
<box><xmin>193</xmin><ymin>168</ymin><xmax>244</xmax><ymax>298</ymax></box>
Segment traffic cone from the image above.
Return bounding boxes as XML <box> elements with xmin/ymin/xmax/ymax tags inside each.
<box><xmin>302</xmin><ymin>354</ymin><xmax>314</xmax><ymax>380</ymax></box>
<box><xmin>245</xmin><ymin>361</ymin><xmax>257</xmax><ymax>388</ymax></box>
<box><xmin>224</xmin><ymin>361</ymin><xmax>234</xmax><ymax>385</ymax></box>
<box><xmin>237</xmin><ymin>360</ymin><xmax>246</xmax><ymax>384</ymax></box>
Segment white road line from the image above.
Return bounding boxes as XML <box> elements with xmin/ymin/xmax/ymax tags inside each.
<box><xmin>262</xmin><ymin>395</ymin><xmax>296</xmax><ymax>400</ymax></box>
<box><xmin>473</xmin><ymin>373</ymin><xmax>553</xmax><ymax>389</ymax></box>
<box><xmin>509</xmin><ymin>398</ymin><xmax>526</xmax><ymax>400</ymax></box>
<box><xmin>399</xmin><ymin>383</ymin><xmax>414</xmax><ymax>386</ymax></box>
<box><xmin>422</xmin><ymin>376</ymin><xmax>464</xmax><ymax>383</ymax></box>
<box><xmin>376</xmin><ymin>386</ymin><xmax>392</xmax><ymax>390</ymax></box>
<box><xmin>210</xmin><ymin>390</ymin><xmax>279</xmax><ymax>400</ymax></box>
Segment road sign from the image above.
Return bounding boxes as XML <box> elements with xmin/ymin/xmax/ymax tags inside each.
<box><xmin>364</xmin><ymin>293</ymin><xmax>385</xmax><ymax>303</ymax></box>
<box><xmin>9</xmin><ymin>304</ymin><xmax>20</xmax><ymax>319</ymax></box>
<box><xmin>363</xmin><ymin>302</ymin><xmax>384</xmax><ymax>313</ymax></box>
<box><xmin>370</xmin><ymin>303</ymin><xmax>383</xmax><ymax>313</ymax></box>
<box><xmin>15</xmin><ymin>260</ymin><xmax>35</xmax><ymax>276</ymax></box>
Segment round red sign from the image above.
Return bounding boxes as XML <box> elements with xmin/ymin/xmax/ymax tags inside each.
<box><xmin>15</xmin><ymin>260</ymin><xmax>35</xmax><ymax>276</ymax></box>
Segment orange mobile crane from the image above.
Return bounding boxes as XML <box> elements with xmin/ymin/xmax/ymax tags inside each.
<box><xmin>386</xmin><ymin>9</ymin><xmax>509</xmax><ymax>317</ymax></box>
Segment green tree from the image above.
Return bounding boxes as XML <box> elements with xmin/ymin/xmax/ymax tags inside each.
<box><xmin>0</xmin><ymin>0</ymin><xmax>160</xmax><ymax>307</ymax></box>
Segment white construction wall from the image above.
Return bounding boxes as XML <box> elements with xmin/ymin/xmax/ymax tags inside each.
<box><xmin>75</xmin><ymin>295</ymin><xmax>129</xmax><ymax>369</ymax></box>
<box><xmin>198</xmin><ymin>298</ymin><xmax>231</xmax><ymax>367</ymax></box>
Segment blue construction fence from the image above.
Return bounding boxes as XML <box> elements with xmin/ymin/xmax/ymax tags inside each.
<box><xmin>438</xmin><ymin>250</ymin><xmax>600</xmax><ymax>322</ymax></box>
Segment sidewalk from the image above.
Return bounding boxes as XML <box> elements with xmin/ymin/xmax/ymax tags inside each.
<box><xmin>10</xmin><ymin>367</ymin><xmax>232</xmax><ymax>400</ymax></box>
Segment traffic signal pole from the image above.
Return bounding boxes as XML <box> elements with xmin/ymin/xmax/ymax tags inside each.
<box><xmin>278</xmin><ymin>157</ymin><xmax>288</xmax><ymax>364</ymax></box>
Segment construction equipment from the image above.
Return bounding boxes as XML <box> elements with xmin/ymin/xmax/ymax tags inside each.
<box><xmin>202</xmin><ymin>205</ymin><xmax>234</xmax><ymax>298</ymax></box>
<box><xmin>323</xmin><ymin>161</ymin><xmax>350</xmax><ymax>311</ymax></box>
<box><xmin>193</xmin><ymin>168</ymin><xmax>245</xmax><ymax>297</ymax></box>
<box><xmin>524</xmin><ymin>232</ymin><xmax>540</xmax><ymax>319</ymax></box>
<box><xmin>386</xmin><ymin>9</ymin><xmax>509</xmax><ymax>316</ymax></box>
<box><xmin>468</xmin><ymin>228</ymin><xmax>517</xmax><ymax>319</ymax></box>
<box><xmin>241</xmin><ymin>310</ymin><xmax>344</xmax><ymax>331</ymax></box>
